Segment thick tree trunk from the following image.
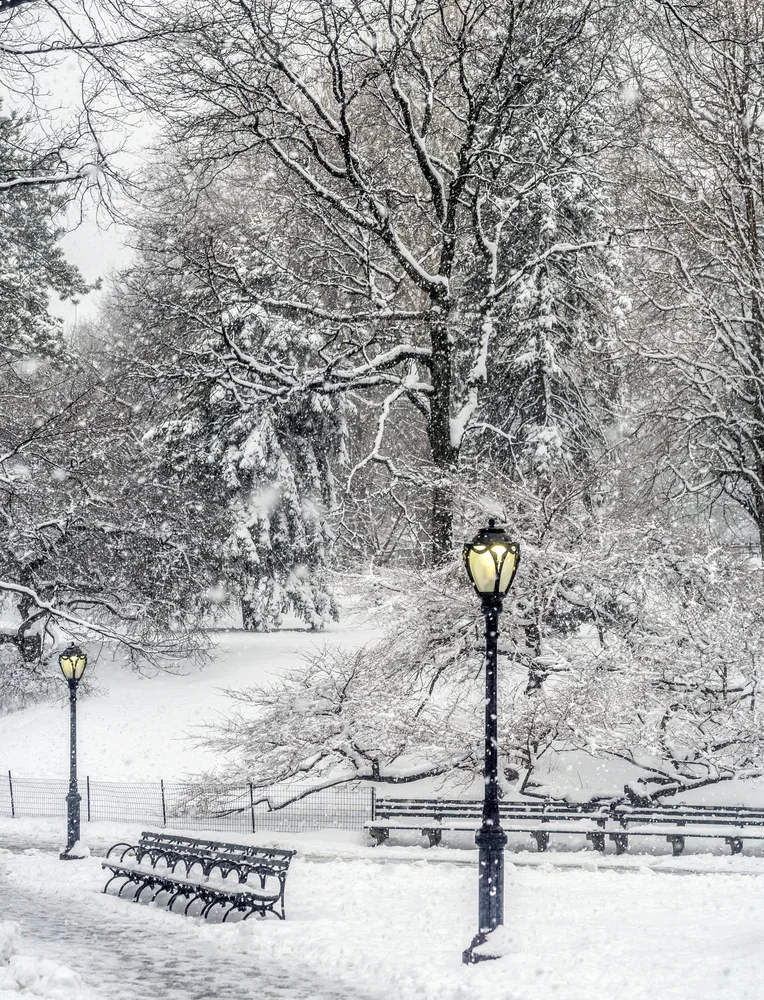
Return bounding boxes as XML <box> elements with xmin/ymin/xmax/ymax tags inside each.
<box><xmin>524</xmin><ymin>615</ymin><xmax>546</xmax><ymax>695</ymax></box>
<box><xmin>431</xmin><ymin>478</ymin><xmax>455</xmax><ymax>563</ymax></box>
<box><xmin>756</xmin><ymin>487</ymin><xmax>764</xmax><ymax>569</ymax></box>
<box><xmin>17</xmin><ymin>589</ymin><xmax>42</xmax><ymax>663</ymax></box>
<box><xmin>427</xmin><ymin>295</ymin><xmax>458</xmax><ymax>564</ymax></box>
<box><xmin>741</xmin><ymin>92</ymin><xmax>764</xmax><ymax>572</ymax></box>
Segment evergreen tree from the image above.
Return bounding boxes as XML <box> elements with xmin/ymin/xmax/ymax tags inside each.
<box><xmin>469</xmin><ymin>64</ymin><xmax>626</xmax><ymax>487</ymax></box>
<box><xmin>222</xmin><ymin>398</ymin><xmax>341</xmax><ymax>631</ymax></box>
<box><xmin>159</xmin><ymin>318</ymin><xmax>343</xmax><ymax>630</ymax></box>
<box><xmin>0</xmin><ymin>107</ymin><xmax>208</xmax><ymax>688</ymax></box>
<box><xmin>108</xmin><ymin>178</ymin><xmax>346</xmax><ymax>630</ymax></box>
<box><xmin>0</xmin><ymin>107</ymin><xmax>88</xmax><ymax>359</ymax></box>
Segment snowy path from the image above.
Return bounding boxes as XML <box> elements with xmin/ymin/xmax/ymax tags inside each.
<box><xmin>3</xmin><ymin>835</ymin><xmax>764</xmax><ymax>1000</ymax></box>
<box><xmin>0</xmin><ymin>849</ymin><xmax>377</xmax><ymax>1000</ymax></box>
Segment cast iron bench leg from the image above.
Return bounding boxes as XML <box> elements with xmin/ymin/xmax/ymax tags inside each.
<box><xmin>725</xmin><ymin>837</ymin><xmax>744</xmax><ymax>855</ymax></box>
<box><xmin>531</xmin><ymin>831</ymin><xmax>550</xmax><ymax>852</ymax></box>
<box><xmin>610</xmin><ymin>833</ymin><xmax>629</xmax><ymax>855</ymax></box>
<box><xmin>423</xmin><ymin>828</ymin><xmax>442</xmax><ymax>848</ymax></box>
<box><xmin>586</xmin><ymin>832</ymin><xmax>606</xmax><ymax>853</ymax></box>
<box><xmin>368</xmin><ymin>827</ymin><xmax>389</xmax><ymax>846</ymax></box>
<box><xmin>667</xmin><ymin>835</ymin><xmax>685</xmax><ymax>856</ymax></box>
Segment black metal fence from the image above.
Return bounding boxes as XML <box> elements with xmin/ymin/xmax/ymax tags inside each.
<box><xmin>1</xmin><ymin>771</ymin><xmax>372</xmax><ymax>834</ymax></box>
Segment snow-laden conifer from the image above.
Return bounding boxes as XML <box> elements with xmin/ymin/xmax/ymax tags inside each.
<box><xmin>112</xmin><ymin>183</ymin><xmax>346</xmax><ymax>631</ymax></box>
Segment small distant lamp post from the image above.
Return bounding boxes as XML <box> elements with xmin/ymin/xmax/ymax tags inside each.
<box><xmin>461</xmin><ymin>519</ymin><xmax>520</xmax><ymax>964</ymax></box>
<box><xmin>59</xmin><ymin>644</ymin><xmax>88</xmax><ymax>860</ymax></box>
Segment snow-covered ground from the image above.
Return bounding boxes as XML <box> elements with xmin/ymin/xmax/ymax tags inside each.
<box><xmin>1</xmin><ymin>616</ymin><xmax>763</xmax><ymax>999</ymax></box>
<box><xmin>0</xmin><ymin>821</ymin><xmax>762</xmax><ymax>1000</ymax></box>
<box><xmin>0</xmin><ymin>619</ymin><xmax>376</xmax><ymax>781</ymax></box>
<box><xmin>3</xmin><ymin>609</ymin><xmax>764</xmax><ymax>808</ymax></box>
<box><xmin>0</xmin><ymin>919</ymin><xmax>82</xmax><ymax>999</ymax></box>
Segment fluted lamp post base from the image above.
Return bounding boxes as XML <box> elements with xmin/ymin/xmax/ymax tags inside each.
<box><xmin>60</xmin><ymin>789</ymin><xmax>84</xmax><ymax>860</ymax></box>
<box><xmin>462</xmin><ymin>825</ymin><xmax>508</xmax><ymax>964</ymax></box>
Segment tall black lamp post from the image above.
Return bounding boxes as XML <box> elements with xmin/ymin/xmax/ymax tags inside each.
<box><xmin>461</xmin><ymin>519</ymin><xmax>520</xmax><ymax>964</ymax></box>
<box><xmin>59</xmin><ymin>644</ymin><xmax>88</xmax><ymax>861</ymax></box>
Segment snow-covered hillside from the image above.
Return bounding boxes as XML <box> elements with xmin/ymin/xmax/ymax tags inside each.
<box><xmin>4</xmin><ymin>614</ymin><xmax>764</xmax><ymax>810</ymax></box>
<box><xmin>0</xmin><ymin>621</ymin><xmax>376</xmax><ymax>782</ymax></box>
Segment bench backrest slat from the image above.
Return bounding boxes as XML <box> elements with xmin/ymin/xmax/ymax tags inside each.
<box><xmin>372</xmin><ymin>799</ymin><xmax>764</xmax><ymax>825</ymax></box>
<box><xmin>138</xmin><ymin>831</ymin><xmax>295</xmax><ymax>869</ymax></box>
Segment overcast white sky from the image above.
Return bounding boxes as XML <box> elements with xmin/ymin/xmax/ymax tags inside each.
<box><xmin>2</xmin><ymin>18</ymin><xmax>151</xmax><ymax>334</ymax></box>
<box><xmin>51</xmin><ymin>106</ymin><xmax>153</xmax><ymax>333</ymax></box>
<box><xmin>53</xmin><ymin>215</ymin><xmax>134</xmax><ymax>332</ymax></box>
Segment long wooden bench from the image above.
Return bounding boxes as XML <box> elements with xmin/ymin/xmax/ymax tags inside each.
<box><xmin>365</xmin><ymin>798</ymin><xmax>764</xmax><ymax>855</ymax></box>
<box><xmin>103</xmin><ymin>831</ymin><xmax>296</xmax><ymax>920</ymax></box>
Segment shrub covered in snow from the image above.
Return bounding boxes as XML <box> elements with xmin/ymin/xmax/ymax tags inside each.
<box><xmin>197</xmin><ymin>474</ymin><xmax>764</xmax><ymax>805</ymax></box>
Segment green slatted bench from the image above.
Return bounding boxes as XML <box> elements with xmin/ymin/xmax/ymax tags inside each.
<box><xmin>365</xmin><ymin>798</ymin><xmax>764</xmax><ymax>855</ymax></box>
<box><xmin>103</xmin><ymin>831</ymin><xmax>296</xmax><ymax>920</ymax></box>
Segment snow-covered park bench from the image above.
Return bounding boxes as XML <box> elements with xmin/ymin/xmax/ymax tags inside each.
<box><xmin>365</xmin><ymin>798</ymin><xmax>764</xmax><ymax>855</ymax></box>
<box><xmin>102</xmin><ymin>831</ymin><xmax>296</xmax><ymax>920</ymax></box>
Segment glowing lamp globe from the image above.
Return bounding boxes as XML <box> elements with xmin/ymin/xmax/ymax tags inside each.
<box><xmin>59</xmin><ymin>645</ymin><xmax>88</xmax><ymax>682</ymax></box>
<box><xmin>462</xmin><ymin>519</ymin><xmax>520</xmax><ymax>600</ymax></box>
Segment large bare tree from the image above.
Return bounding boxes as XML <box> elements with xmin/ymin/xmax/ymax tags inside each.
<box><xmin>123</xmin><ymin>0</ymin><xmax>623</xmax><ymax>560</ymax></box>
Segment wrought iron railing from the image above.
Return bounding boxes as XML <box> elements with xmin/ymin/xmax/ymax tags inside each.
<box><xmin>1</xmin><ymin>770</ymin><xmax>372</xmax><ymax>834</ymax></box>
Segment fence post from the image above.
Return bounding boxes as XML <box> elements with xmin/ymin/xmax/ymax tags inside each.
<box><xmin>371</xmin><ymin>785</ymin><xmax>376</xmax><ymax>822</ymax></box>
<box><xmin>249</xmin><ymin>783</ymin><xmax>256</xmax><ymax>833</ymax></box>
<box><xmin>8</xmin><ymin>770</ymin><xmax>14</xmax><ymax>819</ymax></box>
<box><xmin>160</xmin><ymin>780</ymin><xmax>167</xmax><ymax>827</ymax></box>
<box><xmin>86</xmin><ymin>776</ymin><xmax>91</xmax><ymax>823</ymax></box>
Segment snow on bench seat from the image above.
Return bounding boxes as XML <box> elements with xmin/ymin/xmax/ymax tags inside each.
<box><xmin>103</xmin><ymin>858</ymin><xmax>281</xmax><ymax>901</ymax></box>
<box><xmin>365</xmin><ymin>799</ymin><xmax>764</xmax><ymax>854</ymax></box>
<box><xmin>102</xmin><ymin>832</ymin><xmax>295</xmax><ymax>919</ymax></box>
